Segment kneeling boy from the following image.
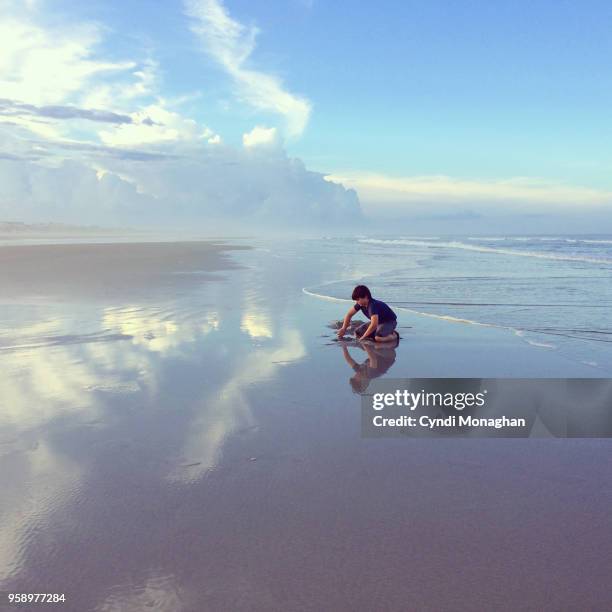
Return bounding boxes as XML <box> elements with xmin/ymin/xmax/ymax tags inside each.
<box><xmin>337</xmin><ymin>285</ymin><xmax>399</xmax><ymax>342</ymax></box>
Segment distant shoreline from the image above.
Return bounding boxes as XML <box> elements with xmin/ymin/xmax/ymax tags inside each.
<box><xmin>0</xmin><ymin>221</ymin><xmax>139</xmax><ymax>235</ymax></box>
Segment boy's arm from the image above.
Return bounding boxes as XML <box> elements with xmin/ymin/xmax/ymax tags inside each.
<box><xmin>359</xmin><ymin>314</ymin><xmax>378</xmax><ymax>340</ymax></box>
<box><xmin>361</xmin><ymin>341</ymin><xmax>379</xmax><ymax>368</ymax></box>
<box><xmin>337</xmin><ymin>305</ymin><xmax>358</xmax><ymax>336</ymax></box>
<box><xmin>341</xmin><ymin>345</ymin><xmax>359</xmax><ymax>368</ymax></box>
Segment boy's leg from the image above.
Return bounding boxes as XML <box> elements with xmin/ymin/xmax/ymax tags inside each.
<box><xmin>374</xmin><ymin>321</ymin><xmax>399</xmax><ymax>342</ymax></box>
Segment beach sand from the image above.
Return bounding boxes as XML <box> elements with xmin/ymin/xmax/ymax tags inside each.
<box><xmin>0</xmin><ymin>239</ymin><xmax>611</xmax><ymax>611</ymax></box>
<box><xmin>0</xmin><ymin>240</ymin><xmax>248</xmax><ymax>301</ymax></box>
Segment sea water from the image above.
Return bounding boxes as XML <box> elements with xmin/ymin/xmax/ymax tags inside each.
<box><xmin>300</xmin><ymin>234</ymin><xmax>612</xmax><ymax>373</ymax></box>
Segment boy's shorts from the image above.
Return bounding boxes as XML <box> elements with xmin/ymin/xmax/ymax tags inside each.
<box><xmin>355</xmin><ymin>320</ymin><xmax>397</xmax><ymax>339</ymax></box>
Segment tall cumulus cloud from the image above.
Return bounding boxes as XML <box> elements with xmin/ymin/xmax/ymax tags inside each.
<box><xmin>0</xmin><ymin>0</ymin><xmax>362</xmax><ymax>230</ymax></box>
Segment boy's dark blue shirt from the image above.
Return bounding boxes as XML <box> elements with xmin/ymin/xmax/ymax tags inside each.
<box><xmin>354</xmin><ymin>298</ymin><xmax>397</xmax><ymax>322</ymax></box>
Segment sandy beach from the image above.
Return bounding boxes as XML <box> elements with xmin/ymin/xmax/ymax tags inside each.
<box><xmin>1</xmin><ymin>238</ymin><xmax>611</xmax><ymax>611</ymax></box>
<box><xmin>0</xmin><ymin>240</ymin><xmax>248</xmax><ymax>301</ymax></box>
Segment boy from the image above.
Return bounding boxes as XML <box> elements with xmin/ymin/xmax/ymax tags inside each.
<box><xmin>337</xmin><ymin>285</ymin><xmax>399</xmax><ymax>342</ymax></box>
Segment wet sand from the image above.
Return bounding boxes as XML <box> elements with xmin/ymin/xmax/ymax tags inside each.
<box><xmin>0</xmin><ymin>239</ymin><xmax>611</xmax><ymax>611</ymax></box>
<box><xmin>0</xmin><ymin>240</ymin><xmax>248</xmax><ymax>301</ymax></box>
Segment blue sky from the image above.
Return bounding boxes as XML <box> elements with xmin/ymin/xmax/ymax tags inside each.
<box><xmin>281</xmin><ymin>1</ymin><xmax>611</xmax><ymax>183</ymax></box>
<box><xmin>1</xmin><ymin>0</ymin><xmax>611</xmax><ymax>232</ymax></box>
<box><xmin>78</xmin><ymin>0</ymin><xmax>612</xmax><ymax>182</ymax></box>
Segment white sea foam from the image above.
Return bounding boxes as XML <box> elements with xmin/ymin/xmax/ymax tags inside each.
<box><xmin>520</xmin><ymin>338</ymin><xmax>556</xmax><ymax>349</ymax></box>
<box><xmin>509</xmin><ymin>330</ymin><xmax>556</xmax><ymax>348</ymax></box>
<box><xmin>357</xmin><ymin>238</ymin><xmax>612</xmax><ymax>265</ymax></box>
<box><xmin>467</xmin><ymin>236</ymin><xmax>612</xmax><ymax>245</ymax></box>
<box><xmin>302</xmin><ymin>287</ymin><xmax>350</xmax><ymax>304</ymax></box>
<box><xmin>398</xmin><ymin>236</ymin><xmax>440</xmax><ymax>240</ymax></box>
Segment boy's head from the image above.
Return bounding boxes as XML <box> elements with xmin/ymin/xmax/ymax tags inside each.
<box><xmin>350</xmin><ymin>373</ymin><xmax>369</xmax><ymax>394</ymax></box>
<box><xmin>352</xmin><ymin>284</ymin><xmax>371</xmax><ymax>307</ymax></box>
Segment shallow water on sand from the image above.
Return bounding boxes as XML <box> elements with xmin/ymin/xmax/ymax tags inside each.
<box><xmin>307</xmin><ymin>235</ymin><xmax>612</xmax><ymax>373</ymax></box>
<box><xmin>1</xmin><ymin>238</ymin><xmax>611</xmax><ymax>611</ymax></box>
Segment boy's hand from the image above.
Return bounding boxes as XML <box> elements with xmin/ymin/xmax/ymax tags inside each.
<box><xmin>337</xmin><ymin>327</ymin><xmax>347</xmax><ymax>338</ymax></box>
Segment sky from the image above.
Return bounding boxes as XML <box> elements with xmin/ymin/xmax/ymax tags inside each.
<box><xmin>1</xmin><ymin>0</ymin><xmax>612</xmax><ymax>233</ymax></box>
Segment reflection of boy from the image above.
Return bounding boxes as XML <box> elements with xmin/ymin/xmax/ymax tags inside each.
<box><xmin>342</xmin><ymin>343</ymin><xmax>397</xmax><ymax>394</ymax></box>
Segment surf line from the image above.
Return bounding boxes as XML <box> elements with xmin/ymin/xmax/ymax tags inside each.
<box><xmin>302</xmin><ymin>286</ymin><xmax>556</xmax><ymax>349</ymax></box>
<box><xmin>357</xmin><ymin>238</ymin><xmax>612</xmax><ymax>266</ymax></box>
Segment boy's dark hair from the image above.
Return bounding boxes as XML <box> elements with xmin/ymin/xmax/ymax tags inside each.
<box><xmin>351</xmin><ymin>285</ymin><xmax>372</xmax><ymax>300</ymax></box>
<box><xmin>350</xmin><ymin>374</ymin><xmax>369</xmax><ymax>394</ymax></box>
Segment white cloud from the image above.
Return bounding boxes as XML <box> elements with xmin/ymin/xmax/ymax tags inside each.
<box><xmin>99</xmin><ymin>104</ymin><xmax>220</xmax><ymax>147</ymax></box>
<box><xmin>0</xmin><ymin>2</ymin><xmax>361</xmax><ymax>229</ymax></box>
<box><xmin>242</xmin><ymin>125</ymin><xmax>279</xmax><ymax>148</ymax></box>
<box><xmin>0</xmin><ymin>126</ymin><xmax>362</xmax><ymax>227</ymax></box>
<box><xmin>0</xmin><ymin>4</ymin><xmax>155</xmax><ymax>143</ymax></box>
<box><xmin>325</xmin><ymin>171</ymin><xmax>612</xmax><ymax>214</ymax></box>
<box><xmin>0</xmin><ymin>15</ymin><xmax>134</xmax><ymax>107</ymax></box>
<box><xmin>184</xmin><ymin>0</ymin><xmax>311</xmax><ymax>137</ymax></box>
<box><xmin>81</xmin><ymin>58</ymin><xmax>159</xmax><ymax>110</ymax></box>
<box><xmin>92</xmin><ymin>141</ymin><xmax>362</xmax><ymax>227</ymax></box>
<box><xmin>0</xmin><ymin>154</ymin><xmax>155</xmax><ymax>225</ymax></box>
